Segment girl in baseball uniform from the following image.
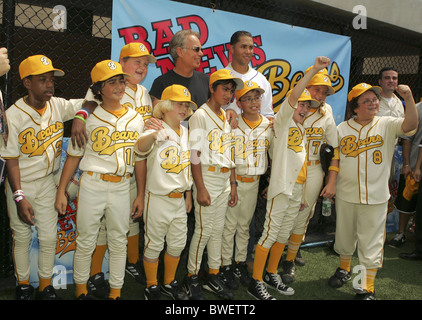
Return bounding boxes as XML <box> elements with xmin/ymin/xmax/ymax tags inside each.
<box><xmin>330</xmin><ymin>83</ymin><xmax>417</xmax><ymax>300</ymax></box>
<box><xmin>282</xmin><ymin>67</ymin><xmax>339</xmax><ymax>284</ymax></box>
<box><xmin>55</xmin><ymin>60</ymin><xmax>145</xmax><ymax>300</ymax></box>
<box><xmin>248</xmin><ymin>57</ymin><xmax>328</xmax><ymax>300</ymax></box>
<box><xmin>184</xmin><ymin>69</ymin><xmax>243</xmax><ymax>300</ymax></box>
<box><xmin>220</xmin><ymin>80</ymin><xmax>273</xmax><ymax>290</ymax></box>
<box><xmin>71</xmin><ymin>43</ymin><xmax>158</xmax><ymax>297</ymax></box>
<box><xmin>1</xmin><ymin>55</ymin><xmax>88</xmax><ymax>300</ymax></box>
<box><xmin>133</xmin><ymin>84</ymin><xmax>196</xmax><ymax>300</ymax></box>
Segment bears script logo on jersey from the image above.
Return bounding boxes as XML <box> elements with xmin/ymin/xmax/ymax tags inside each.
<box><xmin>159</xmin><ymin>145</ymin><xmax>190</xmax><ymax>174</ymax></box>
<box><xmin>19</xmin><ymin>122</ymin><xmax>64</xmax><ymax>157</ymax></box>
<box><xmin>208</xmin><ymin>129</ymin><xmax>235</xmax><ymax>154</ymax></box>
<box><xmin>340</xmin><ymin>134</ymin><xmax>384</xmax><ymax>161</ymax></box>
<box><xmin>288</xmin><ymin>127</ymin><xmax>304</xmax><ymax>153</ymax></box>
<box><xmin>91</xmin><ymin>127</ymin><xmax>139</xmax><ymax>155</ymax></box>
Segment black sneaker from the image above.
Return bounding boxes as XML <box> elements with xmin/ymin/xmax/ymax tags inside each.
<box><xmin>247</xmin><ymin>278</ymin><xmax>276</xmax><ymax>300</ymax></box>
<box><xmin>36</xmin><ymin>285</ymin><xmax>62</xmax><ymax>300</ymax></box>
<box><xmin>77</xmin><ymin>293</ymin><xmax>95</xmax><ymax>300</ymax></box>
<box><xmin>281</xmin><ymin>260</ymin><xmax>296</xmax><ymax>284</ymax></box>
<box><xmin>183</xmin><ymin>274</ymin><xmax>205</xmax><ymax>300</ymax></box>
<box><xmin>388</xmin><ymin>232</ymin><xmax>406</xmax><ymax>248</ymax></box>
<box><xmin>328</xmin><ymin>267</ymin><xmax>351</xmax><ymax>288</ymax></box>
<box><xmin>295</xmin><ymin>249</ymin><xmax>306</xmax><ymax>266</ymax></box>
<box><xmin>144</xmin><ymin>285</ymin><xmax>161</xmax><ymax>300</ymax></box>
<box><xmin>125</xmin><ymin>261</ymin><xmax>146</xmax><ymax>284</ymax></box>
<box><xmin>263</xmin><ymin>271</ymin><xmax>294</xmax><ymax>295</ymax></box>
<box><xmin>160</xmin><ymin>280</ymin><xmax>189</xmax><ymax>300</ymax></box>
<box><xmin>233</xmin><ymin>262</ymin><xmax>252</xmax><ymax>286</ymax></box>
<box><xmin>15</xmin><ymin>284</ymin><xmax>34</xmax><ymax>300</ymax></box>
<box><xmin>221</xmin><ymin>265</ymin><xmax>239</xmax><ymax>290</ymax></box>
<box><xmin>203</xmin><ymin>273</ymin><xmax>234</xmax><ymax>300</ymax></box>
<box><xmin>88</xmin><ymin>272</ymin><xmax>110</xmax><ymax>299</ymax></box>
<box><xmin>353</xmin><ymin>289</ymin><xmax>376</xmax><ymax>300</ymax></box>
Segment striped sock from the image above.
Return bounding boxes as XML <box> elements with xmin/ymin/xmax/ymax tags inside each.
<box><xmin>363</xmin><ymin>268</ymin><xmax>377</xmax><ymax>293</ymax></box>
<box><xmin>286</xmin><ymin>233</ymin><xmax>303</xmax><ymax>262</ymax></box>
<box><xmin>340</xmin><ymin>255</ymin><xmax>352</xmax><ymax>272</ymax></box>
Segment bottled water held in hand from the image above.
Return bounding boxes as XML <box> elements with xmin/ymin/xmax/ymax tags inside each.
<box><xmin>322</xmin><ymin>198</ymin><xmax>331</xmax><ymax>216</ymax></box>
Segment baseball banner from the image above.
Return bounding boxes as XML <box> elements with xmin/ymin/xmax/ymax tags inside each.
<box><xmin>111</xmin><ymin>0</ymin><xmax>351</xmax><ymax>124</ymax></box>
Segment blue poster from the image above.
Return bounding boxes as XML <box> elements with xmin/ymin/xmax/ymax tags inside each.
<box><xmin>111</xmin><ymin>0</ymin><xmax>351</xmax><ymax>124</ymax></box>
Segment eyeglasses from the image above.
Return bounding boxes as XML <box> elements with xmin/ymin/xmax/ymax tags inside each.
<box><xmin>240</xmin><ymin>96</ymin><xmax>262</xmax><ymax>104</ymax></box>
<box><xmin>187</xmin><ymin>46</ymin><xmax>203</xmax><ymax>53</ymax></box>
<box><xmin>358</xmin><ymin>97</ymin><xmax>379</xmax><ymax>105</ymax></box>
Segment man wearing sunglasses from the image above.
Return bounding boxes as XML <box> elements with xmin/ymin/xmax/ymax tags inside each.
<box><xmin>149</xmin><ymin>29</ymin><xmax>210</xmax><ymax>108</ymax></box>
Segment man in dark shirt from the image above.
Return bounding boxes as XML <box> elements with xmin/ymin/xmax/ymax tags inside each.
<box><xmin>149</xmin><ymin>29</ymin><xmax>209</xmax><ymax>107</ymax></box>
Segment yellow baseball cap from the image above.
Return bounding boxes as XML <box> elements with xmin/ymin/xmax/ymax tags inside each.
<box><xmin>287</xmin><ymin>88</ymin><xmax>320</xmax><ymax>108</ymax></box>
<box><xmin>235</xmin><ymin>80</ymin><xmax>265</xmax><ymax>100</ymax></box>
<box><xmin>347</xmin><ymin>83</ymin><xmax>382</xmax><ymax>102</ymax></box>
<box><xmin>307</xmin><ymin>73</ymin><xmax>335</xmax><ymax>96</ymax></box>
<box><xmin>209</xmin><ymin>69</ymin><xmax>244</xmax><ymax>90</ymax></box>
<box><xmin>119</xmin><ymin>42</ymin><xmax>157</xmax><ymax>64</ymax></box>
<box><xmin>161</xmin><ymin>84</ymin><xmax>197</xmax><ymax>110</ymax></box>
<box><xmin>19</xmin><ymin>55</ymin><xmax>65</xmax><ymax>80</ymax></box>
<box><xmin>90</xmin><ymin>60</ymin><xmax>130</xmax><ymax>84</ymax></box>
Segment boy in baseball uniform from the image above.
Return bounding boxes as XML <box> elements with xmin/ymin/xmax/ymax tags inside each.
<box><xmin>183</xmin><ymin>69</ymin><xmax>243</xmax><ymax>300</ymax></box>
<box><xmin>1</xmin><ymin>55</ymin><xmax>88</xmax><ymax>299</ymax></box>
<box><xmin>248</xmin><ymin>57</ymin><xmax>328</xmax><ymax>300</ymax></box>
<box><xmin>330</xmin><ymin>83</ymin><xmax>417</xmax><ymax>300</ymax></box>
<box><xmin>282</xmin><ymin>67</ymin><xmax>339</xmax><ymax>284</ymax></box>
<box><xmin>71</xmin><ymin>43</ymin><xmax>158</xmax><ymax>297</ymax></box>
<box><xmin>55</xmin><ymin>60</ymin><xmax>145</xmax><ymax>300</ymax></box>
<box><xmin>134</xmin><ymin>84</ymin><xmax>196</xmax><ymax>300</ymax></box>
<box><xmin>220</xmin><ymin>80</ymin><xmax>273</xmax><ymax>290</ymax></box>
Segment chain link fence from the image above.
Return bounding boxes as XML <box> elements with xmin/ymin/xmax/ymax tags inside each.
<box><xmin>1</xmin><ymin>0</ymin><xmax>421</xmax><ymax>277</ymax></box>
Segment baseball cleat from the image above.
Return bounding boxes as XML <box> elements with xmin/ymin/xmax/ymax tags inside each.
<box><xmin>353</xmin><ymin>289</ymin><xmax>376</xmax><ymax>300</ymax></box>
<box><xmin>247</xmin><ymin>278</ymin><xmax>276</xmax><ymax>300</ymax></box>
<box><xmin>88</xmin><ymin>272</ymin><xmax>110</xmax><ymax>299</ymax></box>
<box><xmin>160</xmin><ymin>280</ymin><xmax>189</xmax><ymax>300</ymax></box>
<box><xmin>15</xmin><ymin>284</ymin><xmax>35</xmax><ymax>300</ymax></box>
<box><xmin>36</xmin><ymin>285</ymin><xmax>62</xmax><ymax>300</ymax></box>
<box><xmin>125</xmin><ymin>261</ymin><xmax>146</xmax><ymax>285</ymax></box>
<box><xmin>281</xmin><ymin>260</ymin><xmax>296</xmax><ymax>284</ymax></box>
<box><xmin>328</xmin><ymin>267</ymin><xmax>351</xmax><ymax>288</ymax></box>
<box><xmin>144</xmin><ymin>284</ymin><xmax>161</xmax><ymax>300</ymax></box>
<box><xmin>233</xmin><ymin>261</ymin><xmax>252</xmax><ymax>287</ymax></box>
<box><xmin>203</xmin><ymin>273</ymin><xmax>234</xmax><ymax>300</ymax></box>
<box><xmin>263</xmin><ymin>271</ymin><xmax>295</xmax><ymax>295</ymax></box>
<box><xmin>183</xmin><ymin>274</ymin><xmax>205</xmax><ymax>300</ymax></box>
<box><xmin>221</xmin><ymin>265</ymin><xmax>239</xmax><ymax>290</ymax></box>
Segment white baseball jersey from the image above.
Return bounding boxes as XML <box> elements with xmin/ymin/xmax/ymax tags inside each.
<box><xmin>303</xmin><ymin>104</ymin><xmax>338</xmax><ymax>162</ymax></box>
<box><xmin>336</xmin><ymin>115</ymin><xmax>409</xmax><ymax>204</ymax></box>
<box><xmin>0</xmin><ymin>96</ymin><xmax>83</xmax><ymax>181</ymax></box>
<box><xmin>223</xmin><ymin>63</ymin><xmax>274</xmax><ymax>118</ymax></box>
<box><xmin>135</xmin><ymin>122</ymin><xmax>192</xmax><ymax>195</ymax></box>
<box><xmin>189</xmin><ymin>103</ymin><xmax>235</xmax><ymax>169</ymax></box>
<box><xmin>378</xmin><ymin>94</ymin><xmax>404</xmax><ymax>118</ymax></box>
<box><xmin>121</xmin><ymin>84</ymin><xmax>153</xmax><ymax>121</ymax></box>
<box><xmin>85</xmin><ymin>84</ymin><xmax>153</xmax><ymax>121</ymax></box>
<box><xmin>266</xmin><ymin>99</ymin><xmax>307</xmax><ymax>200</ymax></box>
<box><xmin>233</xmin><ymin>115</ymin><xmax>273</xmax><ymax>176</ymax></box>
<box><xmin>67</xmin><ymin>105</ymin><xmax>144</xmax><ymax>176</ymax></box>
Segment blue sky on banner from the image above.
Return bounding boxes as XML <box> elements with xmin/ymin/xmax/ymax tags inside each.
<box><xmin>112</xmin><ymin>0</ymin><xmax>351</xmax><ymax>123</ymax></box>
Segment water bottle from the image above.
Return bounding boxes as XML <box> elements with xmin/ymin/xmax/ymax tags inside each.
<box><xmin>322</xmin><ymin>198</ymin><xmax>331</xmax><ymax>216</ymax></box>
